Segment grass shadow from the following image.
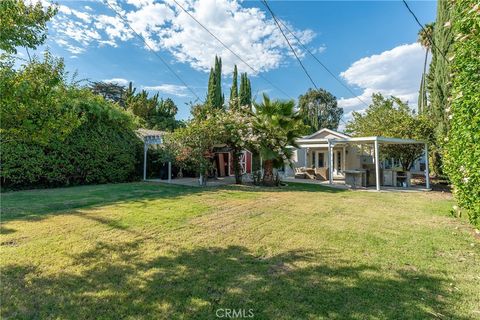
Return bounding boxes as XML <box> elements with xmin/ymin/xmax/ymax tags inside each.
<box><xmin>1</xmin><ymin>242</ymin><xmax>466</xmax><ymax>319</ymax></box>
<box><xmin>1</xmin><ymin>181</ymin><xmax>345</xmax><ymax>223</ymax></box>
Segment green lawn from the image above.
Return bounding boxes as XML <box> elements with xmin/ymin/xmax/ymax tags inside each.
<box><xmin>1</xmin><ymin>182</ymin><xmax>479</xmax><ymax>319</ymax></box>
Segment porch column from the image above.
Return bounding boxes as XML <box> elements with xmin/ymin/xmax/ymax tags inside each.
<box><xmin>143</xmin><ymin>142</ymin><xmax>147</xmax><ymax>181</ymax></box>
<box><xmin>304</xmin><ymin>148</ymin><xmax>308</xmax><ymax>167</ymax></box>
<box><xmin>168</xmin><ymin>161</ymin><xmax>172</xmax><ymax>183</ymax></box>
<box><xmin>228</xmin><ymin>152</ymin><xmax>231</xmax><ymax>176</ymax></box>
<box><xmin>328</xmin><ymin>141</ymin><xmax>333</xmax><ymax>185</ymax></box>
<box><xmin>260</xmin><ymin>155</ymin><xmax>263</xmax><ymax>175</ymax></box>
<box><xmin>424</xmin><ymin>143</ymin><xmax>430</xmax><ymax>189</ymax></box>
<box><xmin>374</xmin><ymin>139</ymin><xmax>380</xmax><ymax>191</ymax></box>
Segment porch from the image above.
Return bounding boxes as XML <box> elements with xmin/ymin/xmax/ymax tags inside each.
<box><xmin>291</xmin><ymin>135</ymin><xmax>431</xmax><ymax>191</ymax></box>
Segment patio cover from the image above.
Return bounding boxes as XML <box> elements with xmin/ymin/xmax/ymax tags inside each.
<box><xmin>295</xmin><ymin>136</ymin><xmax>430</xmax><ymax>191</ymax></box>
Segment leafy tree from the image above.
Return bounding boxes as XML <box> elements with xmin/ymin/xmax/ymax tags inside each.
<box><xmin>89</xmin><ymin>81</ymin><xmax>126</xmax><ymax>107</ymax></box>
<box><xmin>0</xmin><ymin>0</ymin><xmax>57</xmax><ymax>54</ymax></box>
<box><xmin>346</xmin><ymin>93</ymin><xmax>434</xmax><ymax>171</ymax></box>
<box><xmin>229</xmin><ymin>65</ymin><xmax>239</xmax><ymax>110</ymax></box>
<box><xmin>216</xmin><ymin>108</ymin><xmax>256</xmax><ymax>184</ymax></box>
<box><xmin>0</xmin><ymin>52</ymin><xmax>82</xmax><ymax>145</ymax></box>
<box><xmin>90</xmin><ymin>81</ymin><xmax>181</xmax><ymax>131</ymax></box>
<box><xmin>444</xmin><ymin>0</ymin><xmax>480</xmax><ymax>227</ymax></box>
<box><xmin>417</xmin><ymin>22</ymin><xmax>434</xmax><ymax>113</ymax></box>
<box><xmin>165</xmin><ymin>117</ymin><xmax>223</xmax><ymax>185</ymax></box>
<box><xmin>253</xmin><ymin>94</ymin><xmax>305</xmax><ymax>186</ymax></box>
<box><xmin>298</xmin><ymin>88</ymin><xmax>343</xmax><ymax>133</ymax></box>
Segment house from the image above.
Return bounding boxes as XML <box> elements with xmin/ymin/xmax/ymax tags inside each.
<box><xmin>284</xmin><ymin>128</ymin><xmax>430</xmax><ymax>191</ymax></box>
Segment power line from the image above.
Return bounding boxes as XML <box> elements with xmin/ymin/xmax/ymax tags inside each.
<box><xmin>261</xmin><ymin>0</ymin><xmax>369</xmax><ymax>108</ymax></box>
<box><xmin>169</xmin><ymin>0</ymin><xmax>294</xmax><ymax>100</ymax></box>
<box><xmin>261</xmin><ymin>0</ymin><xmax>318</xmax><ymax>90</ymax></box>
<box><xmin>102</xmin><ymin>0</ymin><xmax>200</xmax><ymax>101</ymax></box>
<box><xmin>402</xmin><ymin>0</ymin><xmax>449</xmax><ymax>62</ymax></box>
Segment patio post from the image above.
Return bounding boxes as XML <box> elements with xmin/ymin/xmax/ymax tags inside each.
<box><xmin>374</xmin><ymin>139</ymin><xmax>380</xmax><ymax>191</ymax></box>
<box><xmin>424</xmin><ymin>143</ymin><xmax>430</xmax><ymax>189</ymax></box>
<box><xmin>304</xmin><ymin>148</ymin><xmax>308</xmax><ymax>167</ymax></box>
<box><xmin>168</xmin><ymin>161</ymin><xmax>172</xmax><ymax>183</ymax></box>
<box><xmin>143</xmin><ymin>142</ymin><xmax>147</xmax><ymax>181</ymax></box>
<box><xmin>328</xmin><ymin>140</ymin><xmax>333</xmax><ymax>185</ymax></box>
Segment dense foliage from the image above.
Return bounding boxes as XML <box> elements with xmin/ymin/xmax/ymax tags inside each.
<box><xmin>0</xmin><ymin>0</ymin><xmax>57</xmax><ymax>54</ymax></box>
<box><xmin>1</xmin><ymin>53</ymin><xmax>81</xmax><ymax>145</ymax></box>
<box><xmin>443</xmin><ymin>0</ymin><xmax>480</xmax><ymax>227</ymax></box>
<box><xmin>1</xmin><ymin>55</ymin><xmax>142</xmax><ymax>189</ymax></box>
<box><xmin>346</xmin><ymin>93</ymin><xmax>434</xmax><ymax>171</ymax></box>
<box><xmin>298</xmin><ymin>88</ymin><xmax>343</xmax><ymax>133</ymax></box>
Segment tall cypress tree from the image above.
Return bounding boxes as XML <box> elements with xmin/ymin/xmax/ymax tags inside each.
<box><xmin>239</xmin><ymin>72</ymin><xmax>252</xmax><ymax>108</ymax></box>
<box><xmin>206</xmin><ymin>67</ymin><xmax>216</xmax><ymax>109</ymax></box>
<box><xmin>426</xmin><ymin>0</ymin><xmax>454</xmax><ymax>175</ymax></box>
<box><xmin>205</xmin><ymin>55</ymin><xmax>224</xmax><ymax>110</ymax></box>
<box><xmin>214</xmin><ymin>56</ymin><xmax>223</xmax><ymax>108</ymax></box>
<box><xmin>229</xmin><ymin>65</ymin><xmax>239</xmax><ymax>109</ymax></box>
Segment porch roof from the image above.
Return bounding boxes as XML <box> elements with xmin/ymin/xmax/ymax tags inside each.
<box><xmin>295</xmin><ymin>136</ymin><xmax>425</xmax><ymax>148</ymax></box>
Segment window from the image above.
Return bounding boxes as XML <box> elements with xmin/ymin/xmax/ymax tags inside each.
<box><xmin>312</xmin><ymin>152</ymin><xmax>316</xmax><ymax>168</ymax></box>
<box><xmin>318</xmin><ymin>152</ymin><xmax>324</xmax><ymax>167</ymax></box>
<box><xmin>337</xmin><ymin>151</ymin><xmax>341</xmax><ymax>170</ymax></box>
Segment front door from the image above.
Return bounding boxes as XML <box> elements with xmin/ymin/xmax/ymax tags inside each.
<box><xmin>315</xmin><ymin>151</ymin><xmax>326</xmax><ymax>168</ymax></box>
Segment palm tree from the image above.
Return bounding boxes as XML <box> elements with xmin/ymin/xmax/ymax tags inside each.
<box><xmin>253</xmin><ymin>94</ymin><xmax>305</xmax><ymax>186</ymax></box>
<box><xmin>417</xmin><ymin>22</ymin><xmax>434</xmax><ymax>113</ymax></box>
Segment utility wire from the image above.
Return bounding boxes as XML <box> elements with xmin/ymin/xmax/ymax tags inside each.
<box><xmin>261</xmin><ymin>0</ymin><xmax>318</xmax><ymax>90</ymax></box>
<box><xmin>102</xmin><ymin>0</ymin><xmax>200</xmax><ymax>101</ymax></box>
<box><xmin>402</xmin><ymin>0</ymin><xmax>449</xmax><ymax>62</ymax></box>
<box><xmin>261</xmin><ymin>0</ymin><xmax>369</xmax><ymax>108</ymax></box>
<box><xmin>169</xmin><ymin>0</ymin><xmax>294</xmax><ymax>100</ymax></box>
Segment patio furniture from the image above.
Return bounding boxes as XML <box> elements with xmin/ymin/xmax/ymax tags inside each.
<box><xmin>314</xmin><ymin>167</ymin><xmax>329</xmax><ymax>181</ymax></box>
<box><xmin>344</xmin><ymin>169</ymin><xmax>367</xmax><ymax>188</ymax></box>
<box><xmin>305</xmin><ymin>168</ymin><xmax>316</xmax><ymax>180</ymax></box>
<box><xmin>294</xmin><ymin>167</ymin><xmax>306</xmax><ymax>179</ymax></box>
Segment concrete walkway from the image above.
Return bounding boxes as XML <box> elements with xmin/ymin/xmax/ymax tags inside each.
<box><xmin>146</xmin><ymin>176</ymin><xmax>240</xmax><ymax>187</ymax></box>
<box><xmin>283</xmin><ymin>177</ymin><xmax>431</xmax><ymax>192</ymax></box>
<box><xmin>147</xmin><ymin>176</ymin><xmax>431</xmax><ymax>192</ymax></box>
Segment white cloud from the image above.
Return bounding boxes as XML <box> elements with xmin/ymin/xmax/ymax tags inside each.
<box><xmin>103</xmin><ymin>78</ymin><xmax>130</xmax><ymax>86</ymax></box>
<box><xmin>47</xmin><ymin>0</ymin><xmax>315</xmax><ymax>74</ymax></box>
<box><xmin>313</xmin><ymin>44</ymin><xmax>326</xmax><ymax>54</ymax></box>
<box><xmin>338</xmin><ymin>43</ymin><xmax>428</xmax><ymax>120</ymax></box>
<box><xmin>143</xmin><ymin>84</ymin><xmax>189</xmax><ymax>97</ymax></box>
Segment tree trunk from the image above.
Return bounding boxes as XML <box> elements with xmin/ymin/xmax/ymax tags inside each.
<box><xmin>232</xmin><ymin>149</ymin><xmax>243</xmax><ymax>184</ymax></box>
<box><xmin>262</xmin><ymin>159</ymin><xmax>274</xmax><ymax>186</ymax></box>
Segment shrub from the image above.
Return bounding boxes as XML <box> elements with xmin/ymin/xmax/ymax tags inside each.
<box><xmin>444</xmin><ymin>0</ymin><xmax>480</xmax><ymax>227</ymax></box>
<box><xmin>1</xmin><ymin>87</ymin><xmax>143</xmax><ymax>189</ymax></box>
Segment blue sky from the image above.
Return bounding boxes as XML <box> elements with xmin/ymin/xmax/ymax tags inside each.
<box><xmin>26</xmin><ymin>0</ymin><xmax>437</xmax><ymax>122</ymax></box>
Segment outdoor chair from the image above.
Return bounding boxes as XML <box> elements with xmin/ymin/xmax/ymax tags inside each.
<box><xmin>314</xmin><ymin>167</ymin><xmax>329</xmax><ymax>181</ymax></box>
<box><xmin>294</xmin><ymin>167</ymin><xmax>306</xmax><ymax>179</ymax></box>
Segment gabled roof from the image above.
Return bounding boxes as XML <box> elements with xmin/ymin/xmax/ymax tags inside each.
<box><xmin>302</xmin><ymin>128</ymin><xmax>351</xmax><ymax>140</ymax></box>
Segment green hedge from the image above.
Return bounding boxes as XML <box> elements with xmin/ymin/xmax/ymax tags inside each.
<box><xmin>1</xmin><ymin>90</ymin><xmax>143</xmax><ymax>189</ymax></box>
<box><xmin>444</xmin><ymin>0</ymin><xmax>480</xmax><ymax>227</ymax></box>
